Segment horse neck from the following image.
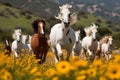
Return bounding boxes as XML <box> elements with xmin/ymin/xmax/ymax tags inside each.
<box><xmin>36</xmin><ymin>32</ymin><xmax>46</xmax><ymax>42</ymax></box>
<box><xmin>61</xmin><ymin>23</ymin><xmax>70</xmax><ymax>34</ymax></box>
<box><xmin>15</xmin><ymin>39</ymin><xmax>22</xmax><ymax>44</ymax></box>
<box><xmin>22</xmin><ymin>40</ymin><xmax>27</xmax><ymax>44</ymax></box>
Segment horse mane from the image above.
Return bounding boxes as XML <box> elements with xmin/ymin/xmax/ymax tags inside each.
<box><xmin>100</xmin><ymin>36</ymin><xmax>109</xmax><ymax>43</ymax></box>
<box><xmin>55</xmin><ymin>4</ymin><xmax>77</xmax><ymax>25</ymax></box>
<box><xmin>32</xmin><ymin>18</ymin><xmax>46</xmax><ymax>33</ymax></box>
<box><xmin>84</xmin><ymin>27</ymin><xmax>92</xmax><ymax>36</ymax></box>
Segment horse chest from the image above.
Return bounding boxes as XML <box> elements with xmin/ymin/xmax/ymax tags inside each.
<box><xmin>31</xmin><ymin>35</ymin><xmax>48</xmax><ymax>51</ymax></box>
<box><xmin>101</xmin><ymin>43</ymin><xmax>109</xmax><ymax>52</ymax></box>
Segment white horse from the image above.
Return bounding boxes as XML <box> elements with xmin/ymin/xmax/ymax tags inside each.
<box><xmin>27</xmin><ymin>35</ymin><xmax>33</xmax><ymax>55</ymax></box>
<box><xmin>100</xmin><ymin>36</ymin><xmax>113</xmax><ymax>60</ymax></box>
<box><xmin>49</xmin><ymin>4</ymin><xmax>77</xmax><ymax>63</ymax></box>
<box><xmin>11</xmin><ymin>29</ymin><xmax>23</xmax><ymax>59</ymax></box>
<box><xmin>27</xmin><ymin>35</ymin><xmax>32</xmax><ymax>50</ymax></box>
<box><xmin>72</xmin><ymin>30</ymin><xmax>82</xmax><ymax>57</ymax></box>
<box><xmin>21</xmin><ymin>34</ymin><xmax>29</xmax><ymax>50</ymax></box>
<box><xmin>81</xmin><ymin>23</ymin><xmax>98</xmax><ymax>61</ymax></box>
<box><xmin>12</xmin><ymin>29</ymin><xmax>29</xmax><ymax>58</ymax></box>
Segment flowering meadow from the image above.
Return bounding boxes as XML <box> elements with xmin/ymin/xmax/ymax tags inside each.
<box><xmin>0</xmin><ymin>44</ymin><xmax>120</xmax><ymax>80</ymax></box>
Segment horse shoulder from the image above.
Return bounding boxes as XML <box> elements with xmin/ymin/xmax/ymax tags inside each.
<box><xmin>81</xmin><ymin>37</ymin><xmax>92</xmax><ymax>48</ymax></box>
<box><xmin>31</xmin><ymin>34</ymin><xmax>39</xmax><ymax>44</ymax></box>
<box><xmin>50</xmin><ymin>24</ymin><xmax>64</xmax><ymax>43</ymax></box>
<box><xmin>11</xmin><ymin>40</ymin><xmax>17</xmax><ymax>50</ymax></box>
<box><xmin>50</xmin><ymin>23</ymin><xmax>62</xmax><ymax>33</ymax></box>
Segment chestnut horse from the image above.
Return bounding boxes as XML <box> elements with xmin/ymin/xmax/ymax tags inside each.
<box><xmin>31</xmin><ymin>18</ymin><xmax>49</xmax><ymax>63</ymax></box>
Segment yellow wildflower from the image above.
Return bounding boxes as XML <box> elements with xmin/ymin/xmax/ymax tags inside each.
<box><xmin>99</xmin><ymin>76</ymin><xmax>107</xmax><ymax>80</ymax></box>
<box><xmin>45</xmin><ymin>68</ymin><xmax>56</xmax><ymax>77</ymax></box>
<box><xmin>87</xmin><ymin>68</ymin><xmax>96</xmax><ymax>78</ymax></box>
<box><xmin>93</xmin><ymin>60</ymin><xmax>103</xmax><ymax>70</ymax></box>
<box><xmin>56</xmin><ymin>61</ymin><xmax>71</xmax><ymax>74</ymax></box>
<box><xmin>73</xmin><ymin>60</ymin><xmax>88</xmax><ymax>68</ymax></box>
<box><xmin>30</xmin><ymin>67</ymin><xmax>38</xmax><ymax>74</ymax></box>
<box><xmin>52</xmin><ymin>76</ymin><xmax>58</xmax><ymax>80</ymax></box>
<box><xmin>106</xmin><ymin>64</ymin><xmax>120</xmax><ymax>79</ymax></box>
<box><xmin>0</xmin><ymin>69</ymin><xmax>13</xmax><ymax>80</ymax></box>
<box><xmin>76</xmin><ymin>75</ymin><xmax>86</xmax><ymax>80</ymax></box>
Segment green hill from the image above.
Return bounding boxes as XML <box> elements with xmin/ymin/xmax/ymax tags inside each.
<box><xmin>0</xmin><ymin>3</ymin><xmax>37</xmax><ymax>41</ymax></box>
<box><xmin>0</xmin><ymin>3</ymin><xmax>120</xmax><ymax>47</ymax></box>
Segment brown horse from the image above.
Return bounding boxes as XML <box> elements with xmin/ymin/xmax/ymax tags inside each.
<box><xmin>3</xmin><ymin>39</ymin><xmax>11</xmax><ymax>56</ymax></box>
<box><xmin>31</xmin><ymin>18</ymin><xmax>49</xmax><ymax>63</ymax></box>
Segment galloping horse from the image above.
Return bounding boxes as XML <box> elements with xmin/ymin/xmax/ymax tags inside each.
<box><xmin>81</xmin><ymin>23</ymin><xmax>98</xmax><ymax>61</ymax></box>
<box><xmin>3</xmin><ymin>39</ymin><xmax>11</xmax><ymax>56</ymax></box>
<box><xmin>11</xmin><ymin>29</ymin><xmax>23</xmax><ymax>59</ymax></box>
<box><xmin>49</xmin><ymin>4</ymin><xmax>77</xmax><ymax>63</ymax></box>
<box><xmin>99</xmin><ymin>35</ymin><xmax>113</xmax><ymax>60</ymax></box>
<box><xmin>31</xmin><ymin>18</ymin><xmax>49</xmax><ymax>63</ymax></box>
<box><xmin>72</xmin><ymin>30</ymin><xmax>82</xmax><ymax>57</ymax></box>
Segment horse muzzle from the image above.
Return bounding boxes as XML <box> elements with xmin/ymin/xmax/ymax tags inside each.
<box><xmin>64</xmin><ymin>22</ymin><xmax>70</xmax><ymax>28</ymax></box>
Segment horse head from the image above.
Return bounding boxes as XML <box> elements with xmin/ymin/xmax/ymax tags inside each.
<box><xmin>14</xmin><ymin>29</ymin><xmax>22</xmax><ymax>42</ymax></box>
<box><xmin>55</xmin><ymin>4</ymin><xmax>77</xmax><ymax>27</ymax></box>
<box><xmin>22</xmin><ymin>34</ymin><xmax>28</xmax><ymax>44</ymax></box>
<box><xmin>108</xmin><ymin>36</ymin><xmax>113</xmax><ymax>46</ymax></box>
<box><xmin>90</xmin><ymin>23</ymin><xmax>98</xmax><ymax>40</ymax></box>
<box><xmin>32</xmin><ymin>18</ymin><xmax>46</xmax><ymax>36</ymax></box>
<box><xmin>84</xmin><ymin>27</ymin><xmax>92</xmax><ymax>36</ymax></box>
<box><xmin>75</xmin><ymin>30</ymin><xmax>80</xmax><ymax>42</ymax></box>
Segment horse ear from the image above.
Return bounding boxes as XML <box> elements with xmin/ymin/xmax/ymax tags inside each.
<box><xmin>55</xmin><ymin>13</ymin><xmax>62</xmax><ymax>20</ymax></box>
<box><xmin>70</xmin><ymin>12</ymin><xmax>77</xmax><ymax>25</ymax></box>
<box><xmin>59</xmin><ymin>6</ymin><xmax>62</xmax><ymax>11</ymax></box>
<box><xmin>67</xmin><ymin>4</ymin><xmax>72</xmax><ymax>9</ymax></box>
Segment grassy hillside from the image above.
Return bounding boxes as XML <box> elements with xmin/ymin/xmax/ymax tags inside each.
<box><xmin>0</xmin><ymin>3</ymin><xmax>120</xmax><ymax>47</ymax></box>
<box><xmin>0</xmin><ymin>3</ymin><xmax>37</xmax><ymax>41</ymax></box>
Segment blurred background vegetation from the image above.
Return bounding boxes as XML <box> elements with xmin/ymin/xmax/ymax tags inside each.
<box><xmin>0</xmin><ymin>2</ymin><xmax>120</xmax><ymax>48</ymax></box>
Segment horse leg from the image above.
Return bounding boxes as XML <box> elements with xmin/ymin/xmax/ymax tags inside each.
<box><xmin>80</xmin><ymin>48</ymin><xmax>85</xmax><ymax>59</ymax></box>
<box><xmin>14</xmin><ymin>51</ymin><xmax>18</xmax><ymax>59</ymax></box>
<box><xmin>33</xmin><ymin>50</ymin><xmax>42</xmax><ymax>63</ymax></box>
<box><xmin>56</xmin><ymin>43</ymin><xmax>64</xmax><ymax>61</ymax></box>
<box><xmin>91</xmin><ymin>51</ymin><xmax>96</xmax><ymax>62</ymax></box>
<box><xmin>87</xmin><ymin>49</ymin><xmax>93</xmax><ymax>62</ymax></box>
<box><xmin>72</xmin><ymin>49</ymin><xmax>75</xmax><ymax>58</ymax></box>
<box><xmin>66</xmin><ymin>49</ymin><xmax>72</xmax><ymax>61</ymax></box>
<box><xmin>42</xmin><ymin>51</ymin><xmax>48</xmax><ymax>63</ymax></box>
<box><xmin>52</xmin><ymin>47</ymin><xmax>59</xmax><ymax>63</ymax></box>
<box><xmin>104</xmin><ymin>53</ymin><xmax>109</xmax><ymax>61</ymax></box>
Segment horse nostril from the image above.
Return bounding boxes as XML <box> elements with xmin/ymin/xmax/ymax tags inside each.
<box><xmin>64</xmin><ymin>22</ymin><xmax>70</xmax><ymax>27</ymax></box>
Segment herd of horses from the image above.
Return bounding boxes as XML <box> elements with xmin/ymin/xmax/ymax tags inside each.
<box><xmin>2</xmin><ymin>4</ymin><xmax>113</xmax><ymax>64</ymax></box>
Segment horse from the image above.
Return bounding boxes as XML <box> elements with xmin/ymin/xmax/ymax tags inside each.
<box><xmin>27</xmin><ymin>35</ymin><xmax>33</xmax><ymax>55</ymax></box>
<box><xmin>81</xmin><ymin>23</ymin><xmax>98</xmax><ymax>61</ymax></box>
<box><xmin>11</xmin><ymin>28</ymin><xmax>23</xmax><ymax>59</ymax></box>
<box><xmin>27</xmin><ymin>35</ymin><xmax>32</xmax><ymax>50</ymax></box>
<box><xmin>99</xmin><ymin>35</ymin><xmax>113</xmax><ymax>60</ymax></box>
<box><xmin>72</xmin><ymin>30</ymin><xmax>82</xmax><ymax>57</ymax></box>
<box><xmin>3</xmin><ymin>39</ymin><xmax>11</xmax><ymax>56</ymax></box>
<box><xmin>21</xmin><ymin>34</ymin><xmax>30</xmax><ymax>53</ymax></box>
<box><xmin>31</xmin><ymin>18</ymin><xmax>49</xmax><ymax>64</ymax></box>
<box><xmin>49</xmin><ymin>4</ymin><xmax>77</xmax><ymax>63</ymax></box>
